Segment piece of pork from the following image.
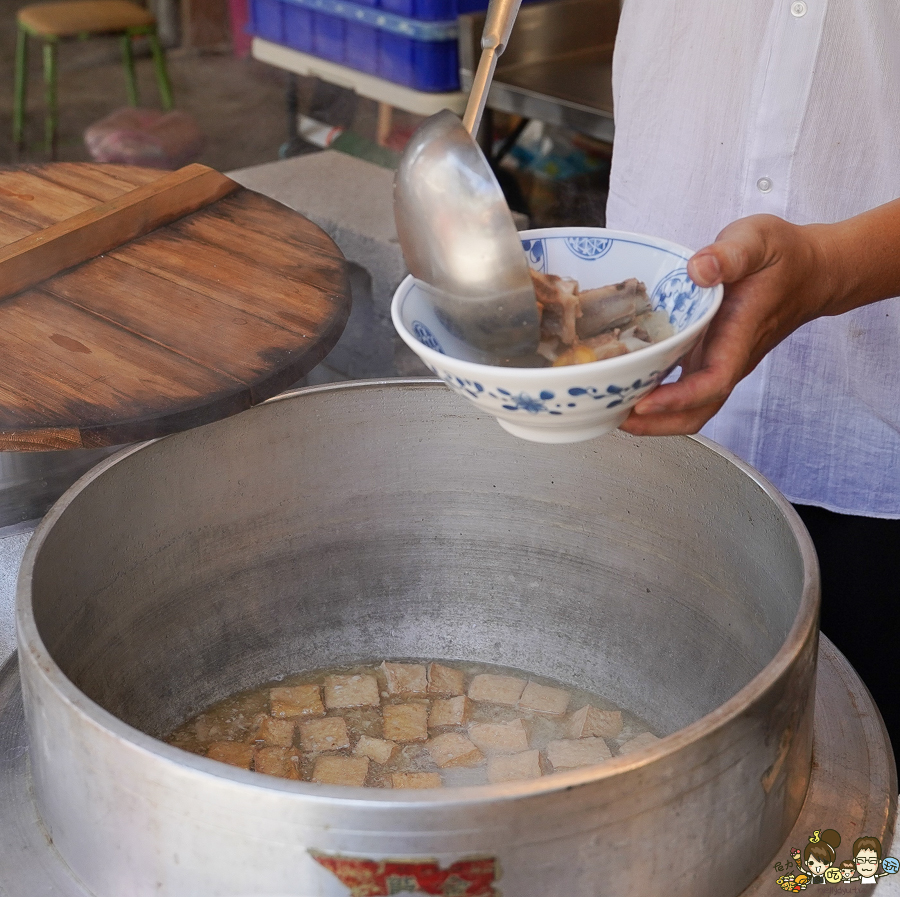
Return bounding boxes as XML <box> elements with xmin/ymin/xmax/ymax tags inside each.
<box><xmin>530</xmin><ymin>269</ymin><xmax>581</xmax><ymax>346</ymax></box>
<box><xmin>576</xmin><ymin>278</ymin><xmax>651</xmax><ymax>340</ymax></box>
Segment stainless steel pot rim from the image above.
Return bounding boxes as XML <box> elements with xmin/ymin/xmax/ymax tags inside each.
<box><xmin>14</xmin><ymin>379</ymin><xmax>821</xmax><ymax>808</ymax></box>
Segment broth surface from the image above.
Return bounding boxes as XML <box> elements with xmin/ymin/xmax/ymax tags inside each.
<box><xmin>167</xmin><ymin>659</ymin><xmax>661</xmax><ymax>788</ymax></box>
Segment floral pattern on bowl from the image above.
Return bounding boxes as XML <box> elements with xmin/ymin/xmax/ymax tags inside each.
<box><xmin>426</xmin><ymin>364</ymin><xmax>671</xmax><ymax>417</ymax></box>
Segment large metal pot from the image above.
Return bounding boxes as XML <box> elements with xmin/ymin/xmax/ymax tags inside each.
<box><xmin>0</xmin><ymin>446</ymin><xmax>120</xmax><ymax>532</ymax></box>
<box><xmin>16</xmin><ymin>380</ymin><xmax>818</xmax><ymax>897</ymax></box>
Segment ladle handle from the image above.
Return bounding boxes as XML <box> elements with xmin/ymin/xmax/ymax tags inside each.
<box><xmin>461</xmin><ymin>0</ymin><xmax>523</xmax><ymax>135</ymax></box>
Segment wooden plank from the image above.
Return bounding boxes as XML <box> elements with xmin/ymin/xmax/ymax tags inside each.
<box><xmin>0</xmin><ymin>164</ymin><xmax>164</xmax><ymax>247</ymax></box>
<box><xmin>41</xmin><ymin>256</ymin><xmax>313</xmax><ymax>382</ymax></box>
<box><xmin>172</xmin><ymin>191</ymin><xmax>346</xmax><ymax>266</ymax></box>
<box><xmin>25</xmin><ymin>162</ymin><xmax>167</xmax><ymax>204</ymax></box>
<box><xmin>0</xmin><ymin>164</ymin><xmax>238</xmax><ymax>302</ymax></box>
<box><xmin>111</xmin><ymin>231</ymin><xmax>346</xmax><ymax>336</ymax></box>
<box><xmin>0</xmin><ymin>215</ymin><xmax>40</xmax><ymax>248</ymax></box>
<box><xmin>0</xmin><ymin>290</ymin><xmax>244</xmax><ymax>415</ymax></box>
<box><xmin>0</xmin><ymin>171</ymin><xmax>110</xmax><ymax>230</ymax></box>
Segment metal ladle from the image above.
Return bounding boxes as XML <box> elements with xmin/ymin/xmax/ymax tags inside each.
<box><xmin>393</xmin><ymin>0</ymin><xmax>540</xmax><ymax>360</ymax></box>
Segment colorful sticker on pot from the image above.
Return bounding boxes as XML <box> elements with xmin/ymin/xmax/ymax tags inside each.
<box><xmin>310</xmin><ymin>850</ymin><xmax>500</xmax><ymax>896</ymax></box>
<box><xmin>772</xmin><ymin>829</ymin><xmax>898</xmax><ymax>890</ymax></box>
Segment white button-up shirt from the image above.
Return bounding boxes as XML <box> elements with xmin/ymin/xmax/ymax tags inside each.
<box><xmin>607</xmin><ymin>0</ymin><xmax>900</xmax><ymax>518</ymax></box>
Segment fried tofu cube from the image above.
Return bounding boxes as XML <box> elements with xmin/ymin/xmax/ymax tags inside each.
<box><xmin>392</xmin><ymin>772</ymin><xmax>443</xmax><ymax>789</ymax></box>
<box><xmin>428</xmin><ymin>696</ymin><xmax>471</xmax><ymax>729</ymax></box>
<box><xmin>381</xmin><ymin>662</ymin><xmax>428</xmax><ymax>696</ymax></box>
<box><xmin>299</xmin><ymin>717</ymin><xmax>350</xmax><ymax>753</ymax></box>
<box><xmin>487</xmin><ymin>750</ymin><xmax>543</xmax><ymax>784</ymax></box>
<box><xmin>248</xmin><ymin>715</ymin><xmax>296</xmax><ymax>747</ymax></box>
<box><xmin>546</xmin><ymin>737</ymin><xmax>612</xmax><ymax>770</ymax></box>
<box><xmin>270</xmin><ymin>684</ymin><xmax>325</xmax><ymax>719</ymax></box>
<box><xmin>427</xmin><ymin>662</ymin><xmax>465</xmax><ymax>696</ymax></box>
<box><xmin>568</xmin><ymin>705</ymin><xmax>623</xmax><ymax>739</ymax></box>
<box><xmin>254</xmin><ymin>746</ymin><xmax>301</xmax><ymax>780</ymax></box>
<box><xmin>468</xmin><ymin>719</ymin><xmax>530</xmax><ymax>754</ymax></box>
<box><xmin>312</xmin><ymin>755</ymin><xmax>369</xmax><ymax>787</ymax></box>
<box><xmin>468</xmin><ymin>674</ymin><xmax>526</xmax><ymax>706</ymax></box>
<box><xmin>324</xmin><ymin>674</ymin><xmax>381</xmax><ymax>709</ymax></box>
<box><xmin>618</xmin><ymin>732</ymin><xmax>662</xmax><ymax>755</ymax></box>
<box><xmin>355</xmin><ymin>735</ymin><xmax>397</xmax><ymax>765</ymax></box>
<box><xmin>427</xmin><ymin>732</ymin><xmax>484</xmax><ymax>768</ymax></box>
<box><xmin>518</xmin><ymin>682</ymin><xmax>570</xmax><ymax>715</ymax></box>
<box><xmin>207</xmin><ymin>742</ymin><xmax>254</xmax><ymax>769</ymax></box>
<box><xmin>383</xmin><ymin>703</ymin><xmax>429</xmax><ymax>742</ymax></box>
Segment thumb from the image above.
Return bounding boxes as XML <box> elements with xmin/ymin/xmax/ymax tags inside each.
<box><xmin>687</xmin><ymin>217</ymin><xmax>775</xmax><ymax>287</ymax></box>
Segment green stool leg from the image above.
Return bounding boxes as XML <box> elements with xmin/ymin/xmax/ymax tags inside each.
<box><xmin>121</xmin><ymin>32</ymin><xmax>139</xmax><ymax>106</ymax></box>
<box><xmin>13</xmin><ymin>26</ymin><xmax>28</xmax><ymax>149</ymax></box>
<box><xmin>42</xmin><ymin>39</ymin><xmax>57</xmax><ymax>157</ymax></box>
<box><xmin>147</xmin><ymin>30</ymin><xmax>173</xmax><ymax>111</ymax></box>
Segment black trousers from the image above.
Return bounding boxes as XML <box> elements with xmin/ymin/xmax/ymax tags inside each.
<box><xmin>793</xmin><ymin>504</ymin><xmax>900</xmax><ymax>772</ymax></box>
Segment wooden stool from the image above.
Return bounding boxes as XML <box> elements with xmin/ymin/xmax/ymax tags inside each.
<box><xmin>13</xmin><ymin>0</ymin><xmax>174</xmax><ymax>157</ymax></box>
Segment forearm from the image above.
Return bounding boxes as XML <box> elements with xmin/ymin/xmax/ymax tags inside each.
<box><xmin>812</xmin><ymin>196</ymin><xmax>900</xmax><ymax>317</ymax></box>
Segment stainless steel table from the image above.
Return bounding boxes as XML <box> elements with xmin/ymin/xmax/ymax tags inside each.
<box><xmin>459</xmin><ymin>0</ymin><xmax>617</xmax><ymax>144</ymax></box>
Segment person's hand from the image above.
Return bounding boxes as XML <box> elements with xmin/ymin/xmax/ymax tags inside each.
<box><xmin>620</xmin><ymin>213</ymin><xmax>838</xmax><ymax>436</ymax></box>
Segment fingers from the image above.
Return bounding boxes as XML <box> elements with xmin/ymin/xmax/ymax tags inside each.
<box><xmin>619</xmin><ymin>402</ymin><xmax>724</xmax><ymax>436</ymax></box>
<box><xmin>688</xmin><ymin>215</ymin><xmax>782</xmax><ymax>287</ymax></box>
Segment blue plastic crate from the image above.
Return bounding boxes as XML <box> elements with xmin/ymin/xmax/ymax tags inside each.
<box><xmin>345</xmin><ymin>21</ymin><xmax>379</xmax><ymax>74</ymax></box>
<box><xmin>251</xmin><ymin>0</ymin><xmax>483</xmax><ymax>91</ymax></box>
<box><xmin>378</xmin><ymin>30</ymin><xmax>457</xmax><ymax>91</ymax></box>
<box><xmin>312</xmin><ymin>11</ymin><xmax>346</xmax><ymax>62</ymax></box>
<box><xmin>251</xmin><ymin>0</ymin><xmax>285</xmax><ymax>43</ymax></box>
<box><xmin>283</xmin><ymin>2</ymin><xmax>313</xmax><ymax>51</ymax></box>
<box><xmin>378</xmin><ymin>0</ymin><xmax>457</xmax><ymax>21</ymax></box>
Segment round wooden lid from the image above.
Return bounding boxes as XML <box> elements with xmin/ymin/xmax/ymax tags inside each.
<box><xmin>0</xmin><ymin>163</ymin><xmax>351</xmax><ymax>451</ymax></box>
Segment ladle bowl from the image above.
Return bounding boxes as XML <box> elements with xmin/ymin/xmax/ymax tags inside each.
<box><xmin>394</xmin><ymin>111</ymin><xmax>540</xmax><ymax>357</ymax></box>
<box><xmin>393</xmin><ymin>0</ymin><xmax>540</xmax><ymax>358</ymax></box>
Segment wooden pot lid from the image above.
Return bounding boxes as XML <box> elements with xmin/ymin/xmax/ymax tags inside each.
<box><xmin>0</xmin><ymin>163</ymin><xmax>351</xmax><ymax>451</ymax></box>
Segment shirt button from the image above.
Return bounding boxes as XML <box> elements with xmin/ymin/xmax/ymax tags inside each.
<box><xmin>791</xmin><ymin>1</ymin><xmax>807</xmax><ymax>16</ymax></box>
<box><xmin>757</xmin><ymin>177</ymin><xmax>773</xmax><ymax>193</ymax></box>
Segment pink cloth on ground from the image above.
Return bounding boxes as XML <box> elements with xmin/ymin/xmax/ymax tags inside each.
<box><xmin>84</xmin><ymin>108</ymin><xmax>205</xmax><ymax>169</ymax></box>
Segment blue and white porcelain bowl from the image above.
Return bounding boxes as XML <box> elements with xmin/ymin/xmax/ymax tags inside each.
<box><xmin>392</xmin><ymin>227</ymin><xmax>724</xmax><ymax>443</ymax></box>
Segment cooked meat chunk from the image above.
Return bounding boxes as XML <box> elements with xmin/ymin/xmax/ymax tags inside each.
<box><xmin>488</xmin><ymin>750</ymin><xmax>543</xmax><ymax>784</ymax></box>
<box><xmin>248</xmin><ymin>715</ymin><xmax>296</xmax><ymax>747</ymax></box>
<box><xmin>530</xmin><ymin>269</ymin><xmax>581</xmax><ymax>346</ymax></box>
<box><xmin>354</xmin><ymin>735</ymin><xmax>397</xmax><ymax>765</ymax></box>
<box><xmin>254</xmin><ymin>746</ymin><xmax>301</xmax><ymax>779</ymax></box>
<box><xmin>468</xmin><ymin>674</ymin><xmax>527</xmax><ymax>706</ymax></box>
<box><xmin>381</xmin><ymin>662</ymin><xmax>428</xmax><ymax>696</ymax></box>
<box><xmin>383</xmin><ymin>703</ymin><xmax>429</xmax><ymax>742</ymax></box>
<box><xmin>313</xmin><ymin>755</ymin><xmax>369</xmax><ymax>786</ymax></box>
<box><xmin>429</xmin><ymin>696</ymin><xmax>471</xmax><ymax>729</ymax></box>
<box><xmin>546</xmin><ymin>737</ymin><xmax>612</xmax><ymax>770</ymax></box>
<box><xmin>392</xmin><ymin>772</ymin><xmax>443</xmax><ymax>789</ymax></box>
<box><xmin>270</xmin><ymin>684</ymin><xmax>325</xmax><ymax>719</ymax></box>
<box><xmin>568</xmin><ymin>706</ymin><xmax>623</xmax><ymax>739</ymax></box>
<box><xmin>427</xmin><ymin>733</ymin><xmax>484</xmax><ymax>768</ymax></box>
<box><xmin>300</xmin><ymin>717</ymin><xmax>351</xmax><ymax>753</ymax></box>
<box><xmin>427</xmin><ymin>662</ymin><xmax>466</xmax><ymax>696</ymax></box>
<box><xmin>576</xmin><ymin>278</ymin><xmax>651</xmax><ymax>340</ymax></box>
<box><xmin>206</xmin><ymin>741</ymin><xmax>254</xmax><ymax>770</ymax></box>
<box><xmin>324</xmin><ymin>674</ymin><xmax>380</xmax><ymax>709</ymax></box>
<box><xmin>518</xmin><ymin>682</ymin><xmax>570</xmax><ymax>715</ymax></box>
<box><xmin>468</xmin><ymin>719</ymin><xmax>530</xmax><ymax>754</ymax></box>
